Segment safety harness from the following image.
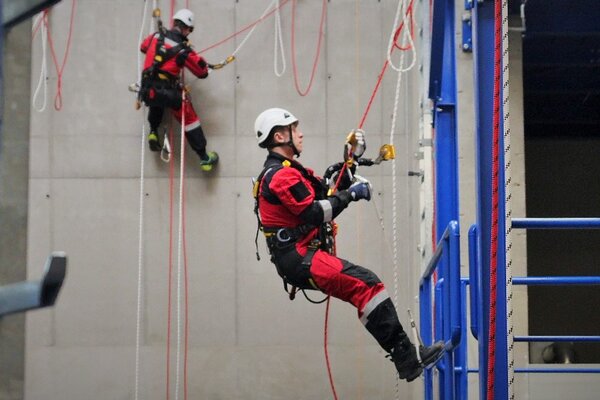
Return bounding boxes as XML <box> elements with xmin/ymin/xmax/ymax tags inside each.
<box><xmin>252</xmin><ymin>155</ymin><xmax>333</xmax><ymax>302</ymax></box>
<box><xmin>139</xmin><ymin>29</ymin><xmax>190</xmax><ymax>108</ymax></box>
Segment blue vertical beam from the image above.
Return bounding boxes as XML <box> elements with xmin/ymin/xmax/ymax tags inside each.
<box><xmin>472</xmin><ymin>0</ymin><xmax>508</xmax><ymax>399</ymax></box>
<box><xmin>458</xmin><ymin>280</ymin><xmax>469</xmax><ymax>399</ymax></box>
<box><xmin>429</xmin><ymin>0</ymin><xmax>458</xmax><ymax>398</ymax></box>
<box><xmin>430</xmin><ymin>0</ymin><xmax>459</xmax><ymax>235</ymax></box>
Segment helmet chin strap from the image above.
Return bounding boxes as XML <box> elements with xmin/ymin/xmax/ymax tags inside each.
<box><xmin>287</xmin><ymin>125</ymin><xmax>300</xmax><ymax>157</ymax></box>
<box><xmin>268</xmin><ymin>125</ymin><xmax>300</xmax><ymax>157</ymax></box>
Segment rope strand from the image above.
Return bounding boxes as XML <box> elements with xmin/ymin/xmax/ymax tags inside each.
<box><xmin>273</xmin><ymin>0</ymin><xmax>287</xmax><ymax>77</ymax></box>
<box><xmin>32</xmin><ymin>12</ymin><xmax>49</xmax><ymax>112</ymax></box>
<box><xmin>134</xmin><ymin>3</ymin><xmax>151</xmax><ymax>400</ymax></box>
<box><xmin>487</xmin><ymin>1</ymin><xmax>503</xmax><ymax>398</ymax></box>
<box><xmin>45</xmin><ymin>0</ymin><xmax>77</xmax><ymax>110</ymax></box>
<box><xmin>199</xmin><ymin>0</ymin><xmax>291</xmax><ymax>54</ymax></box>
<box><xmin>290</xmin><ymin>0</ymin><xmax>327</xmax><ymax>96</ymax></box>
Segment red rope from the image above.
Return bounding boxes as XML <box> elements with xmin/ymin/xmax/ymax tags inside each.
<box><xmin>199</xmin><ymin>0</ymin><xmax>291</xmax><ymax>54</ymax></box>
<box><xmin>358</xmin><ymin>60</ymin><xmax>389</xmax><ymax>130</ymax></box>
<box><xmin>181</xmin><ymin>109</ymin><xmax>190</xmax><ymax>400</ymax></box>
<box><xmin>393</xmin><ymin>0</ymin><xmax>415</xmax><ymax>51</ymax></box>
<box><xmin>170</xmin><ymin>0</ymin><xmax>176</xmax><ymax>23</ymax></box>
<box><xmin>357</xmin><ymin>0</ymin><xmax>414</xmax><ymax>129</ymax></box>
<box><xmin>182</xmin><ymin>13</ymin><xmax>191</xmax><ymax>400</ymax></box>
<box><xmin>290</xmin><ymin>0</ymin><xmax>327</xmax><ymax>96</ymax></box>
<box><xmin>165</xmin><ymin>97</ymin><xmax>191</xmax><ymax>399</ymax></box>
<box><xmin>32</xmin><ymin>11</ymin><xmax>45</xmax><ymax>39</ymax></box>
<box><xmin>323</xmin><ymin>297</ymin><xmax>338</xmax><ymax>400</ymax></box>
<box><xmin>487</xmin><ymin>0</ymin><xmax>503</xmax><ymax>398</ymax></box>
<box><xmin>44</xmin><ymin>0</ymin><xmax>77</xmax><ymax>110</ymax></box>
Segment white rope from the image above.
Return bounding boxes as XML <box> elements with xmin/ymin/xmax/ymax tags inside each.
<box><xmin>134</xmin><ymin>116</ymin><xmax>147</xmax><ymax>400</ymax></box>
<box><xmin>386</xmin><ymin>0</ymin><xmax>417</xmax><ymax>73</ymax></box>
<box><xmin>134</xmin><ymin>3</ymin><xmax>151</xmax><ymax>400</ymax></box>
<box><xmin>502</xmin><ymin>0</ymin><xmax>515</xmax><ymax>397</ymax></box>
<box><xmin>32</xmin><ymin>12</ymin><xmax>49</xmax><ymax>112</ymax></box>
<box><xmin>383</xmin><ymin>2</ymin><xmax>419</xmax><ymax>397</ymax></box>
<box><xmin>174</xmin><ymin>90</ymin><xmax>186</xmax><ymax>400</ymax></box>
<box><xmin>389</xmin><ymin>58</ymin><xmax>404</xmax><ymax>312</ymax></box>
<box><xmin>273</xmin><ymin>0</ymin><xmax>287</xmax><ymax>77</ymax></box>
<box><xmin>386</xmin><ymin>0</ymin><xmax>418</xmax><ymax>309</ymax></box>
<box><xmin>232</xmin><ymin>0</ymin><xmax>279</xmax><ymax>57</ymax></box>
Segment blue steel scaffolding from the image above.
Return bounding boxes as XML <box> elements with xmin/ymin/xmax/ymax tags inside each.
<box><xmin>422</xmin><ymin>1</ymin><xmax>600</xmax><ymax>399</ymax></box>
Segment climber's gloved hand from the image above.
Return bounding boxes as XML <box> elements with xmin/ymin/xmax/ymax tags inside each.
<box><xmin>347</xmin><ymin>175</ymin><xmax>372</xmax><ymax>202</ymax></box>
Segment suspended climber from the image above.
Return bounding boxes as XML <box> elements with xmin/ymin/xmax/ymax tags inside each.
<box><xmin>139</xmin><ymin>9</ymin><xmax>219</xmax><ymax>171</ymax></box>
<box><xmin>252</xmin><ymin>108</ymin><xmax>445</xmax><ymax>381</ymax></box>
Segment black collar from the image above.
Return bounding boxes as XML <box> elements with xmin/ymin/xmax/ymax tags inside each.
<box><xmin>165</xmin><ymin>28</ymin><xmax>188</xmax><ymax>45</ymax></box>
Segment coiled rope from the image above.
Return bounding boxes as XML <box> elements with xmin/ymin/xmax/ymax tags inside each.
<box><xmin>31</xmin><ymin>1</ymin><xmax>77</xmax><ymax>111</ymax></box>
<box><xmin>45</xmin><ymin>0</ymin><xmax>77</xmax><ymax>110</ymax></box>
<box><xmin>32</xmin><ymin>12</ymin><xmax>49</xmax><ymax>112</ymax></box>
<box><xmin>199</xmin><ymin>0</ymin><xmax>291</xmax><ymax>55</ymax></box>
<box><xmin>273</xmin><ymin>0</ymin><xmax>287</xmax><ymax>77</ymax></box>
<box><xmin>290</xmin><ymin>0</ymin><xmax>327</xmax><ymax>96</ymax></box>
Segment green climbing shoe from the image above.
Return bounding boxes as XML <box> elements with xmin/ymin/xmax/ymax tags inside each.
<box><xmin>200</xmin><ymin>151</ymin><xmax>219</xmax><ymax>171</ymax></box>
<box><xmin>148</xmin><ymin>131</ymin><xmax>161</xmax><ymax>152</ymax></box>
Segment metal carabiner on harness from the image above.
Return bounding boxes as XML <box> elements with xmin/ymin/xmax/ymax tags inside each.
<box><xmin>276</xmin><ymin>228</ymin><xmax>292</xmax><ymax>243</ymax></box>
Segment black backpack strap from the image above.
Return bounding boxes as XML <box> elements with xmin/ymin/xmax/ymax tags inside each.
<box><xmin>253</xmin><ymin>163</ymin><xmax>284</xmax><ymax>260</ymax></box>
<box><xmin>144</xmin><ymin>31</ymin><xmax>187</xmax><ymax>79</ymax></box>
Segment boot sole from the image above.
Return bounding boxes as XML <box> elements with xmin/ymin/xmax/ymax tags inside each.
<box><xmin>422</xmin><ymin>346</ymin><xmax>446</xmax><ymax>370</ymax></box>
<box><xmin>404</xmin><ymin>366</ymin><xmax>423</xmax><ymax>382</ymax></box>
<box><xmin>149</xmin><ymin>144</ymin><xmax>161</xmax><ymax>152</ymax></box>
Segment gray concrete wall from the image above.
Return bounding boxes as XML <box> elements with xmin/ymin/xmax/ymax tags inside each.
<box><xmin>0</xmin><ymin>21</ymin><xmax>32</xmax><ymax>400</ymax></box>
<box><xmin>25</xmin><ymin>1</ymin><xmax>426</xmax><ymax>399</ymax></box>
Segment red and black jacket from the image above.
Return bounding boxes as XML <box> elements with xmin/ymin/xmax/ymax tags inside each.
<box><xmin>140</xmin><ymin>29</ymin><xmax>209</xmax><ymax>80</ymax></box>
<box><xmin>256</xmin><ymin>152</ymin><xmax>354</xmax><ymax>251</ymax></box>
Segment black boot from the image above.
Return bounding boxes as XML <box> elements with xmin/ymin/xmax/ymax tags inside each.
<box><xmin>420</xmin><ymin>341</ymin><xmax>445</xmax><ymax>370</ymax></box>
<box><xmin>390</xmin><ymin>336</ymin><xmax>446</xmax><ymax>381</ymax></box>
<box><xmin>389</xmin><ymin>334</ymin><xmax>423</xmax><ymax>382</ymax></box>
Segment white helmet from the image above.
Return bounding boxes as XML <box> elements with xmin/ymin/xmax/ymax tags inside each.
<box><xmin>255</xmin><ymin>108</ymin><xmax>298</xmax><ymax>147</ymax></box>
<box><xmin>173</xmin><ymin>9</ymin><xmax>194</xmax><ymax>28</ymax></box>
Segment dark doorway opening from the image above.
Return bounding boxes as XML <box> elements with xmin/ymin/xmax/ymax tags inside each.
<box><xmin>522</xmin><ymin>0</ymin><xmax>600</xmax><ymax>363</ymax></box>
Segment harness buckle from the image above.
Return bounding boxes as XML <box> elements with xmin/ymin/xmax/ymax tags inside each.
<box><xmin>308</xmin><ymin>238</ymin><xmax>321</xmax><ymax>250</ymax></box>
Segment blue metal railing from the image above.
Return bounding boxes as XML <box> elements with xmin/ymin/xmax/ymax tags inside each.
<box><xmin>512</xmin><ymin>218</ymin><xmax>600</xmax><ymax>229</ymax></box>
<box><xmin>461</xmin><ymin>217</ymin><xmax>600</xmax><ymax>399</ymax></box>
<box><xmin>419</xmin><ymin>221</ymin><xmax>463</xmax><ymax>400</ymax></box>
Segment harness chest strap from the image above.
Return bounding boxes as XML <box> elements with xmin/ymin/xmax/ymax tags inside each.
<box><xmin>145</xmin><ymin>31</ymin><xmax>188</xmax><ymax>81</ymax></box>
